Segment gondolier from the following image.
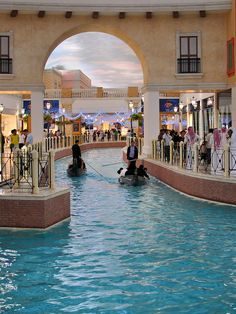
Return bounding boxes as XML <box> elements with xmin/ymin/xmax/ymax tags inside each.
<box><xmin>127</xmin><ymin>140</ymin><xmax>138</xmax><ymax>167</ymax></box>
<box><xmin>72</xmin><ymin>139</ymin><xmax>82</xmax><ymax>168</ymax></box>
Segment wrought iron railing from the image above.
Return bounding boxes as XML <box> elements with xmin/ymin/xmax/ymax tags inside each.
<box><xmin>0</xmin><ymin>149</ymin><xmax>52</xmax><ymax>193</ymax></box>
<box><xmin>177</xmin><ymin>57</ymin><xmax>201</xmax><ymax>73</ymax></box>
<box><xmin>151</xmin><ymin>140</ymin><xmax>236</xmax><ymax>178</ymax></box>
<box><xmin>0</xmin><ymin>58</ymin><xmax>12</xmax><ymax>74</ymax></box>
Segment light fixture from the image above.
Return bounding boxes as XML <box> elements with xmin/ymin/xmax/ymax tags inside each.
<box><xmin>173</xmin><ymin>106</ymin><xmax>178</xmax><ymax>113</ymax></box>
<box><xmin>62</xmin><ymin>107</ymin><xmax>66</xmax><ymax>114</ymax></box>
<box><xmin>191</xmin><ymin>97</ymin><xmax>197</xmax><ymax>109</ymax></box>
<box><xmin>207</xmin><ymin>97</ymin><xmax>213</xmax><ymax>106</ymax></box>
<box><xmin>0</xmin><ymin>104</ymin><xmax>4</xmax><ymax>113</ymax></box>
<box><xmin>179</xmin><ymin>101</ymin><xmax>184</xmax><ymax>111</ymax></box>
<box><xmin>46</xmin><ymin>102</ymin><xmax>51</xmax><ymax>110</ymax></box>
<box><xmin>21</xmin><ymin>108</ymin><xmax>25</xmax><ymax>115</ymax></box>
<box><xmin>129</xmin><ymin>101</ymin><xmax>134</xmax><ymax>109</ymax></box>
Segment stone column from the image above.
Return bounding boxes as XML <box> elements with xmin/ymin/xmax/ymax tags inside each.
<box><xmin>231</xmin><ymin>86</ymin><xmax>236</xmax><ymax>128</ymax></box>
<box><xmin>199</xmin><ymin>99</ymin><xmax>204</xmax><ymax>141</ymax></box>
<box><xmin>31</xmin><ymin>89</ymin><xmax>44</xmax><ymax>143</ymax></box>
<box><xmin>213</xmin><ymin>93</ymin><xmax>219</xmax><ymax>128</ymax></box>
<box><xmin>142</xmin><ymin>86</ymin><xmax>160</xmax><ymax>157</ymax></box>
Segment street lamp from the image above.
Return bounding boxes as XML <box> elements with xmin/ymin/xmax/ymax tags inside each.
<box><xmin>191</xmin><ymin>96</ymin><xmax>198</xmax><ymax>109</ymax></box>
<box><xmin>0</xmin><ymin>103</ymin><xmax>4</xmax><ymax>177</ymax></box>
<box><xmin>62</xmin><ymin>107</ymin><xmax>66</xmax><ymax>136</ymax></box>
<box><xmin>21</xmin><ymin>108</ymin><xmax>25</xmax><ymax>131</ymax></box>
<box><xmin>178</xmin><ymin>101</ymin><xmax>184</xmax><ymax>131</ymax></box>
<box><xmin>45</xmin><ymin>102</ymin><xmax>51</xmax><ymax>135</ymax></box>
<box><xmin>128</xmin><ymin>100</ymin><xmax>134</xmax><ymax>136</ymax></box>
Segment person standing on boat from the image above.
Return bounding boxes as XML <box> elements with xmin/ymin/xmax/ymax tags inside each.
<box><xmin>72</xmin><ymin>140</ymin><xmax>82</xmax><ymax>168</ymax></box>
<box><xmin>127</xmin><ymin>140</ymin><xmax>138</xmax><ymax>167</ymax></box>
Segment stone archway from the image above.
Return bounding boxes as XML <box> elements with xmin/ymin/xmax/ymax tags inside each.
<box><xmin>42</xmin><ymin>23</ymin><xmax>148</xmax><ymax>85</ymax></box>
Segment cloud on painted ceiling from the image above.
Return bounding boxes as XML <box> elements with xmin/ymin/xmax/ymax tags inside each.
<box><xmin>45</xmin><ymin>32</ymin><xmax>143</xmax><ymax>88</ymax></box>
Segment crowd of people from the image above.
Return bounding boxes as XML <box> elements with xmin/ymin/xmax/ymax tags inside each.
<box><xmin>158</xmin><ymin>126</ymin><xmax>236</xmax><ymax>173</ymax></box>
<box><xmin>83</xmin><ymin>129</ymin><xmax>122</xmax><ymax>142</ymax></box>
<box><xmin>1</xmin><ymin>129</ymin><xmax>33</xmax><ymax>153</ymax></box>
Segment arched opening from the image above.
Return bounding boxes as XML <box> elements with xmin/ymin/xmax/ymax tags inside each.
<box><xmin>42</xmin><ymin>30</ymin><xmax>145</xmax><ymax>138</ymax></box>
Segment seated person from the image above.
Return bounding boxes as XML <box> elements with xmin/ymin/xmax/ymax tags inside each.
<box><xmin>137</xmin><ymin>165</ymin><xmax>150</xmax><ymax>179</ymax></box>
<box><xmin>125</xmin><ymin>163</ymin><xmax>137</xmax><ymax>176</ymax></box>
<box><xmin>117</xmin><ymin>167</ymin><xmax>127</xmax><ymax>177</ymax></box>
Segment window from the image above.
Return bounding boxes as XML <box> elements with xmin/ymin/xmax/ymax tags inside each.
<box><xmin>0</xmin><ymin>34</ymin><xmax>12</xmax><ymax>74</ymax></box>
<box><xmin>176</xmin><ymin>32</ymin><xmax>201</xmax><ymax>74</ymax></box>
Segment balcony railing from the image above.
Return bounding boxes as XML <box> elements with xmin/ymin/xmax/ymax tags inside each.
<box><xmin>177</xmin><ymin>57</ymin><xmax>201</xmax><ymax>73</ymax></box>
<box><xmin>0</xmin><ymin>58</ymin><xmax>12</xmax><ymax>74</ymax></box>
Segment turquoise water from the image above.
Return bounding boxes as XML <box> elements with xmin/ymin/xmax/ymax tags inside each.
<box><xmin>0</xmin><ymin>148</ymin><xmax>236</xmax><ymax>313</ymax></box>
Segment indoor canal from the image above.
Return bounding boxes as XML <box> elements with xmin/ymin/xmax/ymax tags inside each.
<box><xmin>0</xmin><ymin>148</ymin><xmax>236</xmax><ymax>313</ymax></box>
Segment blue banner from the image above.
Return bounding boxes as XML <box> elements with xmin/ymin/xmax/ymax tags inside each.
<box><xmin>23</xmin><ymin>99</ymin><xmax>60</xmax><ymax>114</ymax></box>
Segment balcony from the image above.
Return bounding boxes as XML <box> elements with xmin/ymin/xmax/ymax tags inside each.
<box><xmin>177</xmin><ymin>57</ymin><xmax>201</xmax><ymax>74</ymax></box>
<box><xmin>0</xmin><ymin>58</ymin><xmax>12</xmax><ymax>74</ymax></box>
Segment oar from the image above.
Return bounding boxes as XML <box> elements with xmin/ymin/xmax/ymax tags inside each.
<box><xmin>102</xmin><ymin>159</ymin><xmax>137</xmax><ymax>167</ymax></box>
<box><xmin>102</xmin><ymin>161</ymin><xmax>123</xmax><ymax>167</ymax></box>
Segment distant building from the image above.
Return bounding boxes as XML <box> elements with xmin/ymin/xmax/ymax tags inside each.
<box><xmin>43</xmin><ymin>69</ymin><xmax>92</xmax><ymax>90</ymax></box>
<box><xmin>60</xmin><ymin>69</ymin><xmax>91</xmax><ymax>89</ymax></box>
<box><xmin>43</xmin><ymin>69</ymin><xmax>62</xmax><ymax>89</ymax></box>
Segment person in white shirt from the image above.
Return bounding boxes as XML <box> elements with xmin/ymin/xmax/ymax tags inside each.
<box><xmin>162</xmin><ymin>129</ymin><xmax>172</xmax><ymax>162</ymax></box>
<box><xmin>23</xmin><ymin>129</ymin><xmax>33</xmax><ymax>146</ymax></box>
<box><xmin>19</xmin><ymin>131</ymin><xmax>25</xmax><ymax>149</ymax></box>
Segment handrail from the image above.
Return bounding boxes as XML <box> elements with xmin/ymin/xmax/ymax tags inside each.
<box><xmin>151</xmin><ymin>139</ymin><xmax>236</xmax><ymax>179</ymax></box>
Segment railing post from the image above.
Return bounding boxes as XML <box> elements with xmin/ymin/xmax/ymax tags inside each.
<box><xmin>49</xmin><ymin>150</ymin><xmax>55</xmax><ymax>190</ymax></box>
<box><xmin>161</xmin><ymin>139</ymin><xmax>164</xmax><ymax>162</ymax></box>
<box><xmin>31</xmin><ymin>150</ymin><xmax>39</xmax><ymax>194</ymax></box>
<box><xmin>44</xmin><ymin>138</ymin><xmax>47</xmax><ymax>153</ymax></box>
<box><xmin>224</xmin><ymin>144</ymin><xmax>230</xmax><ymax>178</ymax></box>
<box><xmin>13</xmin><ymin>149</ymin><xmax>20</xmax><ymax>188</ymax></box>
<box><xmin>179</xmin><ymin>141</ymin><xmax>184</xmax><ymax>168</ymax></box>
<box><xmin>193</xmin><ymin>143</ymin><xmax>199</xmax><ymax>173</ymax></box>
<box><xmin>152</xmin><ymin>140</ymin><xmax>155</xmax><ymax>159</ymax></box>
<box><xmin>170</xmin><ymin>140</ymin><xmax>174</xmax><ymax>165</ymax></box>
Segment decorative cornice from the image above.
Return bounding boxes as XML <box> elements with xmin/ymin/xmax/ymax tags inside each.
<box><xmin>142</xmin><ymin>82</ymin><xmax>229</xmax><ymax>93</ymax></box>
<box><xmin>0</xmin><ymin>83</ymin><xmax>44</xmax><ymax>92</ymax></box>
<box><xmin>0</xmin><ymin>0</ymin><xmax>231</xmax><ymax>14</ymax></box>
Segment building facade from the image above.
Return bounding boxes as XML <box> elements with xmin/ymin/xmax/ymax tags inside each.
<box><xmin>0</xmin><ymin>0</ymin><xmax>235</xmax><ymax>155</ymax></box>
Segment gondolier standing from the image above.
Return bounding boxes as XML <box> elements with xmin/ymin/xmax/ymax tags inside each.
<box><xmin>72</xmin><ymin>140</ymin><xmax>82</xmax><ymax>168</ymax></box>
<box><xmin>127</xmin><ymin>140</ymin><xmax>138</xmax><ymax>168</ymax></box>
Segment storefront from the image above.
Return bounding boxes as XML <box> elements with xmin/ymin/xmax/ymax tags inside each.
<box><xmin>159</xmin><ymin>98</ymin><xmax>180</xmax><ymax>131</ymax></box>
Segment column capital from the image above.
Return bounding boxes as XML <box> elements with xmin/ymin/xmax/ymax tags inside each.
<box><xmin>141</xmin><ymin>84</ymin><xmax>160</xmax><ymax>93</ymax></box>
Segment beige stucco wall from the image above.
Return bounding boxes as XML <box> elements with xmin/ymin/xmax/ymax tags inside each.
<box><xmin>0</xmin><ymin>12</ymin><xmax>229</xmax><ymax>91</ymax></box>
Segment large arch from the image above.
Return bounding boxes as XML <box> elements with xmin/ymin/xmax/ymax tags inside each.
<box><xmin>42</xmin><ymin>23</ymin><xmax>148</xmax><ymax>85</ymax></box>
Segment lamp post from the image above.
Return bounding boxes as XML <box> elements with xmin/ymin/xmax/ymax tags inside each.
<box><xmin>179</xmin><ymin>101</ymin><xmax>184</xmax><ymax>131</ymax></box>
<box><xmin>46</xmin><ymin>102</ymin><xmax>51</xmax><ymax>136</ymax></box>
<box><xmin>128</xmin><ymin>100</ymin><xmax>134</xmax><ymax>137</ymax></box>
<box><xmin>21</xmin><ymin>108</ymin><xmax>25</xmax><ymax>131</ymax></box>
<box><xmin>0</xmin><ymin>103</ymin><xmax>4</xmax><ymax>178</ymax></box>
<box><xmin>62</xmin><ymin>107</ymin><xmax>66</xmax><ymax>136</ymax></box>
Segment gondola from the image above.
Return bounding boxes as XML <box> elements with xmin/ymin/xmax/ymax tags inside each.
<box><xmin>67</xmin><ymin>159</ymin><xmax>86</xmax><ymax>177</ymax></box>
<box><xmin>118</xmin><ymin>174</ymin><xmax>147</xmax><ymax>186</ymax></box>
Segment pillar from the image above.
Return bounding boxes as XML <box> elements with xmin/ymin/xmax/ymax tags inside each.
<box><xmin>31</xmin><ymin>89</ymin><xmax>44</xmax><ymax>143</ymax></box>
<box><xmin>142</xmin><ymin>86</ymin><xmax>160</xmax><ymax>157</ymax></box>
<box><xmin>231</xmin><ymin>86</ymin><xmax>236</xmax><ymax>128</ymax></box>
<box><xmin>213</xmin><ymin>93</ymin><xmax>219</xmax><ymax>128</ymax></box>
<box><xmin>199</xmin><ymin>99</ymin><xmax>204</xmax><ymax>141</ymax></box>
